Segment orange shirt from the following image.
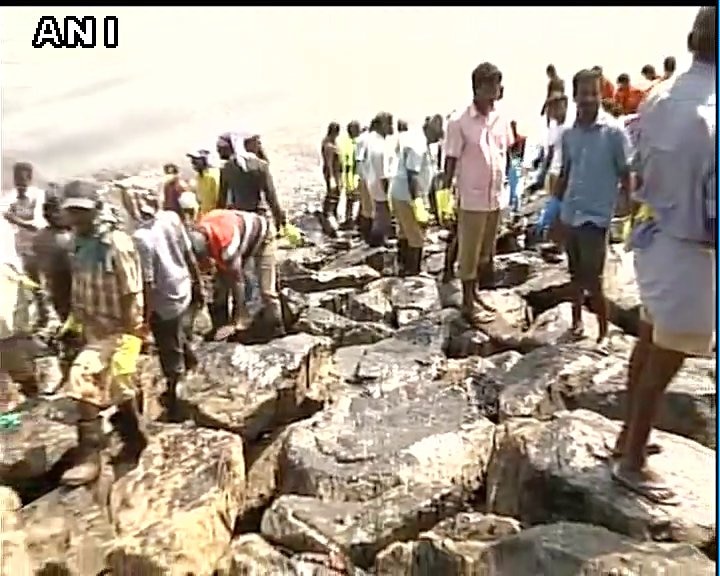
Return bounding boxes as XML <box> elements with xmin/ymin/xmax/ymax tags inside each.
<box><xmin>601</xmin><ymin>77</ymin><xmax>615</xmax><ymax>100</ymax></box>
<box><xmin>614</xmin><ymin>86</ymin><xmax>645</xmax><ymax>115</ymax></box>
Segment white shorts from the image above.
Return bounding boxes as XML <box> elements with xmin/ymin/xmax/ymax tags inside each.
<box><xmin>634</xmin><ymin>232</ymin><xmax>715</xmax><ymax>356</ymax></box>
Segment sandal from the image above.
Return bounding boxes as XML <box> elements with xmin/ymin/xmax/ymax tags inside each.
<box><xmin>610</xmin><ymin>460</ymin><xmax>680</xmax><ymax>505</ymax></box>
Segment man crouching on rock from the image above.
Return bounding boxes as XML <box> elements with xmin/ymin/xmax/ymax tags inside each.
<box><xmin>59</xmin><ymin>181</ymin><xmax>147</xmax><ymax>486</ymax></box>
<box><xmin>187</xmin><ymin>209</ymin><xmax>285</xmax><ymax>342</ymax></box>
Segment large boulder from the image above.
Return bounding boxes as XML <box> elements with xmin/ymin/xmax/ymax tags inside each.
<box><xmin>278</xmin><ymin>380</ymin><xmax>496</xmax><ymax>504</ymax></box>
<box><xmin>0</xmin><ymin>400</ymin><xmax>76</xmax><ymax>491</ymax></box>
<box><xmin>106</xmin><ymin>423</ymin><xmax>245</xmax><ymax>573</ymax></box>
<box><xmin>261</xmin><ymin>486</ymin><xmax>478</xmax><ymax>569</ymax></box>
<box><xmin>497</xmin><ymin>341</ymin><xmax>716</xmax><ymax>448</ymax></box>
<box><xmin>22</xmin><ymin>485</ymin><xmax>115</xmax><ymax>575</ymax></box>
<box><xmin>178</xmin><ymin>334</ymin><xmax>332</xmax><ymax>440</ymax></box>
<box><xmin>487</xmin><ymin>410</ymin><xmax>715</xmax><ymax>549</ymax></box>
<box><xmin>346</xmin><ymin>283</ymin><xmax>394</xmax><ymax>324</ymax></box>
<box><xmin>213</xmin><ymin>534</ymin><xmax>298</xmax><ymax>575</ymax></box>
<box><xmin>374</xmin><ymin>512</ymin><xmax>519</xmax><ymax>575</ymax></box>
<box><xmin>478</xmin><ymin>522</ymin><xmax>714</xmax><ymax>576</ymax></box>
<box><xmin>296</xmin><ymin>307</ymin><xmax>393</xmax><ymax>348</ymax></box>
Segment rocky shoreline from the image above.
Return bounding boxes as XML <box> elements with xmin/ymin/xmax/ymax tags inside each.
<box><xmin>0</xmin><ymin>175</ymin><xmax>716</xmax><ymax>575</ymax></box>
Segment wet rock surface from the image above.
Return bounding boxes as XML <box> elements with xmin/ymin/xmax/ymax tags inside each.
<box><xmin>6</xmin><ymin>192</ymin><xmax>716</xmax><ymax>574</ymax></box>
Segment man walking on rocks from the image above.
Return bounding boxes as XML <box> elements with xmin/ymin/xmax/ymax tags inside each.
<box><xmin>444</xmin><ymin>62</ymin><xmax>513</xmax><ymax>326</ymax></box>
<box><xmin>610</xmin><ymin>7</ymin><xmax>716</xmax><ymax>504</ymax></box>
<box><xmin>132</xmin><ymin>190</ymin><xmax>203</xmax><ymax>419</ymax></box>
<box><xmin>552</xmin><ymin>69</ymin><xmax>631</xmax><ymax>352</ymax></box>
<box><xmin>59</xmin><ymin>181</ymin><xmax>147</xmax><ymax>486</ymax></box>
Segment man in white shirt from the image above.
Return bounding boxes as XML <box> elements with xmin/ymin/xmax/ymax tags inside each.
<box><xmin>1</xmin><ymin>162</ymin><xmax>46</xmax><ymax>267</ymax></box>
<box><xmin>354</xmin><ymin>126</ymin><xmax>374</xmax><ymax>241</ymax></box>
<box><xmin>389</xmin><ymin>116</ymin><xmax>443</xmax><ymax>275</ymax></box>
<box><xmin>366</xmin><ymin>112</ymin><xmax>395</xmax><ymax>247</ymax></box>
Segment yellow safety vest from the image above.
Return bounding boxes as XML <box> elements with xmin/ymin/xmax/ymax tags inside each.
<box><xmin>338</xmin><ymin>134</ymin><xmax>359</xmax><ymax>194</ymax></box>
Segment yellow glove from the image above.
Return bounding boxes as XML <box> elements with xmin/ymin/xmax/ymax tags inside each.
<box><xmin>110</xmin><ymin>334</ymin><xmax>143</xmax><ymax>378</ymax></box>
<box><xmin>434</xmin><ymin>188</ymin><xmax>456</xmax><ymax>225</ymax></box>
<box><xmin>58</xmin><ymin>314</ymin><xmax>83</xmax><ymax>336</ymax></box>
<box><xmin>411</xmin><ymin>197</ymin><xmax>430</xmax><ymax>225</ymax></box>
<box><xmin>280</xmin><ymin>223</ymin><xmax>303</xmax><ymax>247</ymax></box>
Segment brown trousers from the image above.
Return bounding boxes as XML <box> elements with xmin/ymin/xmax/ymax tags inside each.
<box><xmin>457</xmin><ymin>209</ymin><xmax>500</xmax><ymax>281</ymax></box>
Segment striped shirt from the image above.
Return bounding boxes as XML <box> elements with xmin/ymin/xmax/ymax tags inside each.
<box><xmin>198</xmin><ymin>209</ymin><xmax>268</xmax><ymax>269</ymax></box>
<box><xmin>70</xmin><ymin>228</ymin><xmax>144</xmax><ymax>339</ymax></box>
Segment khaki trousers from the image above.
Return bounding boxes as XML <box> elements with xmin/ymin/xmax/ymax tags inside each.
<box><xmin>457</xmin><ymin>209</ymin><xmax>500</xmax><ymax>281</ymax></box>
<box><xmin>392</xmin><ymin>199</ymin><xmax>425</xmax><ymax>249</ymax></box>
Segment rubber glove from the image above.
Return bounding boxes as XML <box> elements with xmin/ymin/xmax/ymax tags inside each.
<box><xmin>411</xmin><ymin>197</ymin><xmax>430</xmax><ymax>225</ymax></box>
<box><xmin>110</xmin><ymin>334</ymin><xmax>143</xmax><ymax>378</ymax></box>
<box><xmin>538</xmin><ymin>196</ymin><xmax>562</xmax><ymax>232</ymax></box>
<box><xmin>280</xmin><ymin>223</ymin><xmax>303</xmax><ymax>247</ymax></box>
<box><xmin>58</xmin><ymin>314</ymin><xmax>83</xmax><ymax>337</ymax></box>
<box><xmin>434</xmin><ymin>188</ymin><xmax>455</xmax><ymax>225</ymax></box>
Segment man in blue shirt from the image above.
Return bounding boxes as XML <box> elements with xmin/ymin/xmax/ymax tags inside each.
<box><xmin>553</xmin><ymin>68</ymin><xmax>631</xmax><ymax>350</ymax></box>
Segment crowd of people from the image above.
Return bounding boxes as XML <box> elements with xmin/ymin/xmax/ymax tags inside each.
<box><xmin>0</xmin><ymin>7</ymin><xmax>714</xmax><ymax>506</ymax></box>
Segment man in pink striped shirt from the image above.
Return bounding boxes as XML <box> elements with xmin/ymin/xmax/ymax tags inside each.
<box><xmin>444</xmin><ymin>62</ymin><xmax>513</xmax><ymax>326</ymax></box>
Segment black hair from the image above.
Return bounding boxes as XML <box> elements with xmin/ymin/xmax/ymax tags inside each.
<box><xmin>13</xmin><ymin>162</ymin><xmax>32</xmax><ymax>177</ymax></box>
<box><xmin>327</xmin><ymin>122</ymin><xmax>340</xmax><ymax>136</ymax></box>
<box><xmin>617</xmin><ymin>73</ymin><xmax>630</xmax><ymax>84</ymax></box>
<box><xmin>546</xmin><ymin>64</ymin><xmax>556</xmax><ymax>76</ymax></box>
<box><xmin>472</xmin><ymin>62</ymin><xmax>502</xmax><ymax>89</ymax></box>
<box><xmin>163</xmin><ymin>163</ymin><xmax>179</xmax><ymax>175</ymax></box>
<box><xmin>572</xmin><ymin>69</ymin><xmax>600</xmax><ymax>98</ymax></box>
<box><xmin>640</xmin><ymin>64</ymin><xmax>656</xmax><ymax>78</ymax></box>
<box><xmin>663</xmin><ymin>56</ymin><xmax>676</xmax><ymax>73</ymax></box>
<box><xmin>347</xmin><ymin>120</ymin><xmax>360</xmax><ymax>132</ymax></box>
<box><xmin>689</xmin><ymin>7</ymin><xmax>716</xmax><ymax>62</ymax></box>
<box><xmin>591</xmin><ymin>65</ymin><xmax>603</xmax><ymax>74</ymax></box>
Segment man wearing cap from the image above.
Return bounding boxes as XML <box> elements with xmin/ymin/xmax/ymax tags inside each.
<box><xmin>187</xmin><ymin>208</ymin><xmax>284</xmax><ymax>341</ymax></box>
<box><xmin>132</xmin><ymin>190</ymin><xmax>203</xmax><ymax>419</ymax></box>
<box><xmin>59</xmin><ymin>181</ymin><xmax>147</xmax><ymax>486</ymax></box>
<box><xmin>187</xmin><ymin>149</ymin><xmax>220</xmax><ymax>215</ymax></box>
